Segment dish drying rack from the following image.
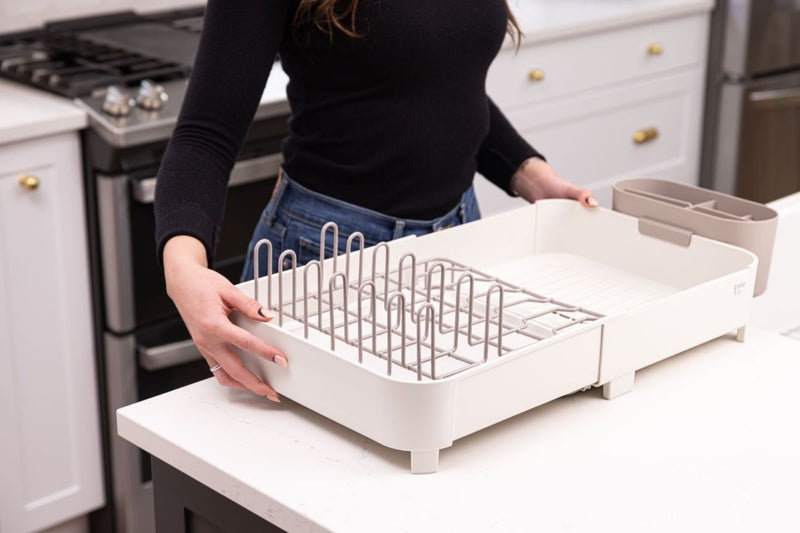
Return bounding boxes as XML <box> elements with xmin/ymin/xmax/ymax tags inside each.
<box><xmin>233</xmin><ymin>199</ymin><xmax>761</xmax><ymax>473</ymax></box>
<box><xmin>250</xmin><ymin>222</ymin><xmax>605</xmax><ymax>383</ymax></box>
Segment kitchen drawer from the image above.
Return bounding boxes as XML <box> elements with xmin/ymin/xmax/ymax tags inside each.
<box><xmin>511</xmin><ymin>68</ymin><xmax>705</xmax><ymax>192</ymax></box>
<box><xmin>487</xmin><ymin>14</ymin><xmax>709</xmax><ymax>110</ymax></box>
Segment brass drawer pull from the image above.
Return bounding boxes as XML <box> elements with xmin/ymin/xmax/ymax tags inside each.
<box><xmin>19</xmin><ymin>175</ymin><xmax>40</xmax><ymax>191</ymax></box>
<box><xmin>648</xmin><ymin>43</ymin><xmax>664</xmax><ymax>56</ymax></box>
<box><xmin>633</xmin><ymin>128</ymin><xmax>659</xmax><ymax>144</ymax></box>
<box><xmin>528</xmin><ymin>69</ymin><xmax>545</xmax><ymax>82</ymax></box>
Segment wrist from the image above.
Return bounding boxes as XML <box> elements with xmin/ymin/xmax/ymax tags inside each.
<box><xmin>163</xmin><ymin>235</ymin><xmax>208</xmax><ymax>276</ymax></box>
<box><xmin>511</xmin><ymin>156</ymin><xmax>547</xmax><ymax>200</ymax></box>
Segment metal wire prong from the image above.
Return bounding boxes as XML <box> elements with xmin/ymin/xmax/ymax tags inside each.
<box><xmin>416</xmin><ymin>304</ymin><xmax>437</xmax><ymax>381</ymax></box>
<box><xmin>386</xmin><ymin>292</ymin><xmax>407</xmax><ymax>370</ymax></box>
<box><xmin>483</xmin><ymin>283</ymin><xmax>504</xmax><ymax>362</ymax></box>
<box><xmin>357</xmin><ymin>282</ymin><xmax>377</xmax><ymax>363</ymax></box>
<box><xmin>253</xmin><ymin>239</ymin><xmax>273</xmax><ymax>308</ymax></box>
<box><xmin>451</xmin><ymin>273</ymin><xmax>475</xmax><ymax>350</ymax></box>
<box><xmin>302</xmin><ymin>260</ymin><xmax>322</xmax><ymax>339</ymax></box>
<box><xmin>328</xmin><ymin>272</ymin><xmax>349</xmax><ymax>350</ymax></box>
<box><xmin>346</xmin><ymin>232</ymin><xmax>365</xmax><ymax>285</ymax></box>
<box><xmin>319</xmin><ymin>221</ymin><xmax>339</xmax><ymax>285</ymax></box>
<box><xmin>425</xmin><ymin>262</ymin><xmax>446</xmax><ymax>333</ymax></box>
<box><xmin>370</xmin><ymin>242</ymin><xmax>391</xmax><ymax>296</ymax></box>
<box><xmin>277</xmin><ymin>249</ymin><xmax>297</xmax><ymax>326</ymax></box>
<box><xmin>397</xmin><ymin>252</ymin><xmax>417</xmax><ymax>319</ymax></box>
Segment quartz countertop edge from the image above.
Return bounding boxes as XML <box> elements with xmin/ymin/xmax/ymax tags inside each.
<box><xmin>117</xmin><ymin>328</ymin><xmax>800</xmax><ymax>533</ymax></box>
<box><xmin>0</xmin><ymin>80</ymin><xmax>87</xmax><ymax>145</ymax></box>
<box><xmin>510</xmin><ymin>0</ymin><xmax>715</xmax><ymax>47</ymax></box>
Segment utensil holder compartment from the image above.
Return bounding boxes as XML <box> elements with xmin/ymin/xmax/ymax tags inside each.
<box><xmin>613</xmin><ymin>178</ymin><xmax>778</xmax><ymax>295</ymax></box>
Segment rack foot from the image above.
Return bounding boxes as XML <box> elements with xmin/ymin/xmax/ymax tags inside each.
<box><xmin>603</xmin><ymin>372</ymin><xmax>635</xmax><ymax>400</ymax></box>
<box><xmin>410</xmin><ymin>450</ymin><xmax>439</xmax><ymax>474</ymax></box>
<box><xmin>736</xmin><ymin>325</ymin><xmax>747</xmax><ymax>343</ymax></box>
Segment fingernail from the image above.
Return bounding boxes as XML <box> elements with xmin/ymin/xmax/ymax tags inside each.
<box><xmin>587</xmin><ymin>197</ymin><xmax>598</xmax><ymax>207</ymax></box>
<box><xmin>267</xmin><ymin>393</ymin><xmax>281</xmax><ymax>403</ymax></box>
<box><xmin>273</xmin><ymin>354</ymin><xmax>288</xmax><ymax>368</ymax></box>
<box><xmin>257</xmin><ymin>308</ymin><xmax>275</xmax><ymax>319</ymax></box>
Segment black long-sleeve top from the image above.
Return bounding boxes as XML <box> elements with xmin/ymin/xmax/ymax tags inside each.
<box><xmin>155</xmin><ymin>0</ymin><xmax>544</xmax><ymax>264</ymax></box>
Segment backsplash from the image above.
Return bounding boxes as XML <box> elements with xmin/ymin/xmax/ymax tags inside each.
<box><xmin>0</xmin><ymin>0</ymin><xmax>203</xmax><ymax>34</ymax></box>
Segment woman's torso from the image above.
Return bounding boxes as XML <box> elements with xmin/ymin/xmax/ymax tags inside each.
<box><xmin>277</xmin><ymin>0</ymin><xmax>510</xmax><ymax>219</ymax></box>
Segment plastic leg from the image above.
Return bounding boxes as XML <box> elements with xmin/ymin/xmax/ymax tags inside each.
<box><xmin>603</xmin><ymin>372</ymin><xmax>635</xmax><ymax>400</ymax></box>
<box><xmin>736</xmin><ymin>325</ymin><xmax>747</xmax><ymax>343</ymax></box>
<box><xmin>410</xmin><ymin>450</ymin><xmax>439</xmax><ymax>474</ymax></box>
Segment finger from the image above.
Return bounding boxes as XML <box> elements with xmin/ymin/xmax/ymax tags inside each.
<box><xmin>567</xmin><ymin>185</ymin><xmax>598</xmax><ymax>208</ymax></box>
<box><xmin>222</xmin><ymin>285</ymin><xmax>275</xmax><ymax>322</ymax></box>
<box><xmin>213</xmin><ymin>367</ymin><xmax>249</xmax><ymax>391</ymax></box>
<box><xmin>197</xmin><ymin>348</ymin><xmax>249</xmax><ymax>391</ymax></box>
<box><xmin>216</xmin><ymin>344</ymin><xmax>281</xmax><ymax>401</ymax></box>
<box><xmin>216</xmin><ymin>320</ymin><xmax>288</xmax><ymax>368</ymax></box>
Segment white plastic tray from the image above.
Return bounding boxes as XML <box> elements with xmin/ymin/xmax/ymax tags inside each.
<box><xmin>233</xmin><ymin>200</ymin><xmax>757</xmax><ymax>473</ymax></box>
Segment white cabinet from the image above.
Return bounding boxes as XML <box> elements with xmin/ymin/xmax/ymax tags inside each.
<box><xmin>479</xmin><ymin>12</ymin><xmax>711</xmax><ymax>215</ymax></box>
<box><xmin>0</xmin><ymin>132</ymin><xmax>104</xmax><ymax>533</ymax></box>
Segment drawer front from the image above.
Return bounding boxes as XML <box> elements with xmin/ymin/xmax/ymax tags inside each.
<box><xmin>487</xmin><ymin>14</ymin><xmax>709</xmax><ymax>110</ymax></box>
<box><xmin>511</xmin><ymin>68</ymin><xmax>706</xmax><ymax>194</ymax></box>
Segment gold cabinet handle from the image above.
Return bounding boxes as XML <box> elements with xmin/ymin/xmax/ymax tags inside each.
<box><xmin>633</xmin><ymin>128</ymin><xmax>659</xmax><ymax>144</ymax></box>
<box><xmin>19</xmin><ymin>175</ymin><xmax>40</xmax><ymax>191</ymax></box>
<box><xmin>648</xmin><ymin>43</ymin><xmax>664</xmax><ymax>56</ymax></box>
<box><xmin>528</xmin><ymin>69</ymin><xmax>545</xmax><ymax>82</ymax></box>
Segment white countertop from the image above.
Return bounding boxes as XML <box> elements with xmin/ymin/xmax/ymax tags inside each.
<box><xmin>511</xmin><ymin>0</ymin><xmax>714</xmax><ymax>46</ymax></box>
<box><xmin>0</xmin><ymin>80</ymin><xmax>87</xmax><ymax>145</ymax></box>
<box><xmin>119</xmin><ymin>328</ymin><xmax>800</xmax><ymax>533</ymax></box>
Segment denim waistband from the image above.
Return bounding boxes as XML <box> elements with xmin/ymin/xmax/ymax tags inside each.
<box><xmin>263</xmin><ymin>169</ymin><xmax>475</xmax><ymax>239</ymax></box>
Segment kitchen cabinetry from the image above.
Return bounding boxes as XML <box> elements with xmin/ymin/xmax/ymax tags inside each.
<box><xmin>478</xmin><ymin>11</ymin><xmax>710</xmax><ymax>214</ymax></box>
<box><xmin>0</xmin><ymin>132</ymin><xmax>104</xmax><ymax>532</ymax></box>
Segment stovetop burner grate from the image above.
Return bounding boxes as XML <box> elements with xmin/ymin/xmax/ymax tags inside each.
<box><xmin>0</xmin><ymin>31</ymin><xmax>189</xmax><ymax>97</ymax></box>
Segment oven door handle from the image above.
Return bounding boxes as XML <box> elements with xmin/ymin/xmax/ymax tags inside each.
<box><xmin>132</xmin><ymin>153</ymin><xmax>283</xmax><ymax>204</ymax></box>
<box><xmin>749</xmin><ymin>88</ymin><xmax>800</xmax><ymax>107</ymax></box>
<box><xmin>138</xmin><ymin>339</ymin><xmax>204</xmax><ymax>371</ymax></box>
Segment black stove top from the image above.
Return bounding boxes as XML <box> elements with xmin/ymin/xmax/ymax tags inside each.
<box><xmin>0</xmin><ymin>9</ymin><xmax>202</xmax><ymax>98</ymax></box>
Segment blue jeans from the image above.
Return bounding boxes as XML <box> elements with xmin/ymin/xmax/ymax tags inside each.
<box><xmin>241</xmin><ymin>171</ymin><xmax>482</xmax><ymax>281</ymax></box>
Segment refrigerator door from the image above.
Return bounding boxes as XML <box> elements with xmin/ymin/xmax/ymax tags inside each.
<box><xmin>736</xmin><ymin>71</ymin><xmax>800</xmax><ymax>203</ymax></box>
<box><xmin>722</xmin><ymin>0</ymin><xmax>800</xmax><ymax>77</ymax></box>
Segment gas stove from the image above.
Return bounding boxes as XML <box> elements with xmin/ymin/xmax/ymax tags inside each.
<box><xmin>0</xmin><ymin>8</ymin><xmax>280</xmax><ymax>147</ymax></box>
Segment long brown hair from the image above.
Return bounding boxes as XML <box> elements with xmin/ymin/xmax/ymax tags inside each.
<box><xmin>294</xmin><ymin>0</ymin><xmax>523</xmax><ymax>44</ymax></box>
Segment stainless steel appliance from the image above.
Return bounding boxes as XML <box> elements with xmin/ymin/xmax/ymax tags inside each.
<box><xmin>701</xmin><ymin>0</ymin><xmax>800</xmax><ymax>203</ymax></box>
<box><xmin>0</xmin><ymin>10</ymin><xmax>290</xmax><ymax>533</ymax></box>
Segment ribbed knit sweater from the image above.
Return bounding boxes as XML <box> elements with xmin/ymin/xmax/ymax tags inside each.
<box><xmin>155</xmin><ymin>0</ymin><xmax>544</xmax><ymax>263</ymax></box>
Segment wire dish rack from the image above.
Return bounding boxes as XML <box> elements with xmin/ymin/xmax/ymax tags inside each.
<box><xmin>233</xmin><ymin>199</ymin><xmax>759</xmax><ymax>473</ymax></box>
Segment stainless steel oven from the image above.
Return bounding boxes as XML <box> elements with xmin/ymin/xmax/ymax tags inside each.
<box><xmin>702</xmin><ymin>0</ymin><xmax>800</xmax><ymax>203</ymax></box>
<box><xmin>85</xmin><ymin>115</ymin><xmax>287</xmax><ymax>533</ymax></box>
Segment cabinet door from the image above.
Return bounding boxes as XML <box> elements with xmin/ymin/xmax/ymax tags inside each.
<box><xmin>479</xmin><ymin>67</ymin><xmax>706</xmax><ymax>215</ymax></box>
<box><xmin>0</xmin><ymin>132</ymin><xmax>104</xmax><ymax>533</ymax></box>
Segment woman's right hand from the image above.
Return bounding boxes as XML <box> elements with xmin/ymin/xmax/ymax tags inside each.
<box><xmin>163</xmin><ymin>235</ymin><xmax>288</xmax><ymax>402</ymax></box>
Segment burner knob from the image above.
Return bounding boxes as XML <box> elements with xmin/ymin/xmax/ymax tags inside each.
<box><xmin>102</xmin><ymin>86</ymin><xmax>134</xmax><ymax>117</ymax></box>
<box><xmin>136</xmin><ymin>80</ymin><xmax>168</xmax><ymax>111</ymax></box>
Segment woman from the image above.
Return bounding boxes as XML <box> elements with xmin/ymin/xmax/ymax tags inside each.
<box><xmin>156</xmin><ymin>0</ymin><xmax>597</xmax><ymax>403</ymax></box>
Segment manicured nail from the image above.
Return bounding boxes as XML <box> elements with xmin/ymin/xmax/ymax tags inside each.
<box><xmin>587</xmin><ymin>197</ymin><xmax>598</xmax><ymax>207</ymax></box>
<box><xmin>273</xmin><ymin>354</ymin><xmax>288</xmax><ymax>368</ymax></box>
<box><xmin>267</xmin><ymin>393</ymin><xmax>281</xmax><ymax>403</ymax></box>
<box><xmin>257</xmin><ymin>308</ymin><xmax>275</xmax><ymax>319</ymax></box>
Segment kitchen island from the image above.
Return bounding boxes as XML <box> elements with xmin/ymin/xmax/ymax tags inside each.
<box><xmin>118</xmin><ymin>327</ymin><xmax>800</xmax><ymax>533</ymax></box>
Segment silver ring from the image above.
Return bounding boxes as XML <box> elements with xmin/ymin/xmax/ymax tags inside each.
<box><xmin>209</xmin><ymin>363</ymin><xmax>223</xmax><ymax>373</ymax></box>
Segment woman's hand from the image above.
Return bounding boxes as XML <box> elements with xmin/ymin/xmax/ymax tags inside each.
<box><xmin>163</xmin><ymin>235</ymin><xmax>288</xmax><ymax>402</ymax></box>
<box><xmin>510</xmin><ymin>157</ymin><xmax>598</xmax><ymax>207</ymax></box>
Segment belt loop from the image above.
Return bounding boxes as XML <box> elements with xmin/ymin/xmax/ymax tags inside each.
<box><xmin>264</xmin><ymin>168</ymin><xmax>287</xmax><ymax>226</ymax></box>
<box><xmin>459</xmin><ymin>203</ymin><xmax>467</xmax><ymax>224</ymax></box>
<box><xmin>393</xmin><ymin>220</ymin><xmax>406</xmax><ymax>240</ymax></box>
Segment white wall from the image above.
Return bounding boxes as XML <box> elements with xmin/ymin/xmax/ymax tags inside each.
<box><xmin>0</xmin><ymin>0</ymin><xmax>204</xmax><ymax>34</ymax></box>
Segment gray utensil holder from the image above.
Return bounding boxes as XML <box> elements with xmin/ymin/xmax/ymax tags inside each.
<box><xmin>613</xmin><ymin>178</ymin><xmax>778</xmax><ymax>296</ymax></box>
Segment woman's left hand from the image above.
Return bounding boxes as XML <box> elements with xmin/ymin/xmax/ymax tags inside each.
<box><xmin>510</xmin><ymin>157</ymin><xmax>598</xmax><ymax>208</ymax></box>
